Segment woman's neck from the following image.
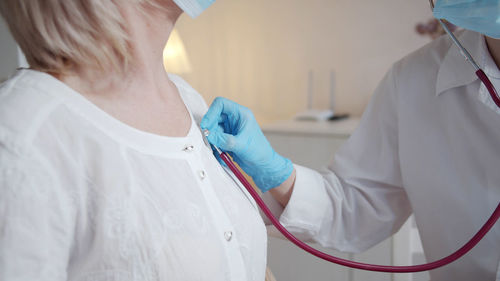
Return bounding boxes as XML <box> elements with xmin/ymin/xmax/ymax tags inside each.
<box><xmin>62</xmin><ymin>2</ymin><xmax>182</xmax><ymax>100</ymax></box>
<box><xmin>60</xmin><ymin>3</ymin><xmax>192</xmax><ymax>137</ymax></box>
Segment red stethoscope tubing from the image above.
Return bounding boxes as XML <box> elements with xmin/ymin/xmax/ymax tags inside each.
<box><xmin>476</xmin><ymin>69</ymin><xmax>500</xmax><ymax>108</ymax></box>
<box><xmin>218</xmin><ymin>152</ymin><xmax>500</xmax><ymax>273</ymax></box>
<box><xmin>213</xmin><ymin>68</ymin><xmax>500</xmax><ymax>273</ymax></box>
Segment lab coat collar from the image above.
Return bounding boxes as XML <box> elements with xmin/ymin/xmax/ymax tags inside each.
<box><xmin>435</xmin><ymin>30</ymin><xmax>486</xmax><ymax>96</ymax></box>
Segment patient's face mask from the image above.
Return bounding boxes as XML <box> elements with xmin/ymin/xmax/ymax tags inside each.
<box><xmin>432</xmin><ymin>0</ymin><xmax>500</xmax><ymax>39</ymax></box>
<box><xmin>172</xmin><ymin>0</ymin><xmax>215</xmax><ymax>18</ymax></box>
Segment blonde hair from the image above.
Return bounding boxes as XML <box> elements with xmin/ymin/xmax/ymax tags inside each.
<box><xmin>0</xmin><ymin>0</ymin><xmax>165</xmax><ymax>74</ymax></box>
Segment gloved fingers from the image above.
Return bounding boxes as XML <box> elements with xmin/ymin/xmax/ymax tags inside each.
<box><xmin>206</xmin><ymin>125</ymin><xmax>241</xmax><ymax>153</ymax></box>
<box><xmin>204</xmin><ymin>122</ymin><xmax>224</xmax><ymax>146</ymax></box>
<box><xmin>201</xmin><ymin>97</ymin><xmax>240</xmax><ymax>131</ymax></box>
<box><xmin>220</xmin><ymin>113</ymin><xmax>233</xmax><ymax>135</ymax></box>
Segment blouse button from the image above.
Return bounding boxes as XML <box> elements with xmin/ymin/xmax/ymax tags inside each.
<box><xmin>224</xmin><ymin>231</ymin><xmax>233</xmax><ymax>241</ymax></box>
<box><xmin>183</xmin><ymin>145</ymin><xmax>195</xmax><ymax>152</ymax></box>
<box><xmin>199</xmin><ymin>170</ymin><xmax>207</xmax><ymax>180</ymax></box>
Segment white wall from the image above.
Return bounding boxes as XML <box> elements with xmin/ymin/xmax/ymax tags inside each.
<box><xmin>175</xmin><ymin>0</ymin><xmax>433</xmax><ymax>123</ymax></box>
<box><xmin>0</xmin><ymin>18</ymin><xmax>18</xmax><ymax>81</ymax></box>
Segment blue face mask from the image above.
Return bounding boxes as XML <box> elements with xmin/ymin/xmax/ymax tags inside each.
<box><xmin>173</xmin><ymin>0</ymin><xmax>215</xmax><ymax>18</ymax></box>
<box><xmin>433</xmin><ymin>0</ymin><xmax>500</xmax><ymax>39</ymax></box>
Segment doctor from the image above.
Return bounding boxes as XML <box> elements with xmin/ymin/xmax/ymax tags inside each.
<box><xmin>201</xmin><ymin>0</ymin><xmax>500</xmax><ymax>279</ymax></box>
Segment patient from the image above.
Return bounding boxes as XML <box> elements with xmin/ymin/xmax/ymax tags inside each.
<box><xmin>0</xmin><ymin>0</ymin><xmax>266</xmax><ymax>280</ymax></box>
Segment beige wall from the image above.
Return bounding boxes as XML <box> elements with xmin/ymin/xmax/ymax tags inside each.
<box><xmin>175</xmin><ymin>0</ymin><xmax>433</xmax><ymax>123</ymax></box>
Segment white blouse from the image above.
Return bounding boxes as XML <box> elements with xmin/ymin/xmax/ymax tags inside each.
<box><xmin>0</xmin><ymin>69</ymin><xmax>267</xmax><ymax>281</ymax></box>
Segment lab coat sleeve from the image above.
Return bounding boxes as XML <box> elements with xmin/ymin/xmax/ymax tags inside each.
<box><xmin>0</xmin><ymin>143</ymin><xmax>75</xmax><ymax>280</ymax></box>
<box><xmin>279</xmin><ymin>64</ymin><xmax>412</xmax><ymax>253</ymax></box>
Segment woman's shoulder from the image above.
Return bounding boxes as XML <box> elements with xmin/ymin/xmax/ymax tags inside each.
<box><xmin>0</xmin><ymin>69</ymin><xmax>66</xmax><ymax>147</ymax></box>
<box><xmin>0</xmin><ymin>72</ymin><xmax>69</xmax><ymax>198</ymax></box>
<box><xmin>168</xmin><ymin>73</ymin><xmax>209</xmax><ymax>125</ymax></box>
<box><xmin>0</xmin><ymin>69</ymin><xmax>92</xmax><ymax>171</ymax></box>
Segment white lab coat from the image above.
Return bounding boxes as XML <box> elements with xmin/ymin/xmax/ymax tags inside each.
<box><xmin>274</xmin><ymin>30</ymin><xmax>500</xmax><ymax>280</ymax></box>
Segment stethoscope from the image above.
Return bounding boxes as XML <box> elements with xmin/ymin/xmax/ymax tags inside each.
<box><xmin>206</xmin><ymin>1</ymin><xmax>500</xmax><ymax>273</ymax></box>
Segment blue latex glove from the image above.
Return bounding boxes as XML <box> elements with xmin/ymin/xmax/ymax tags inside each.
<box><xmin>201</xmin><ymin>97</ymin><xmax>294</xmax><ymax>192</ymax></box>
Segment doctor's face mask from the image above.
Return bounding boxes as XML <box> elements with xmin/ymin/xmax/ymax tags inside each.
<box><xmin>432</xmin><ymin>0</ymin><xmax>500</xmax><ymax>39</ymax></box>
<box><xmin>172</xmin><ymin>0</ymin><xmax>215</xmax><ymax>18</ymax></box>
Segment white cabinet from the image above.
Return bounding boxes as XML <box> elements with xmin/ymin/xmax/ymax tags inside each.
<box><xmin>263</xmin><ymin>118</ymin><xmax>358</xmax><ymax>170</ymax></box>
<box><xmin>262</xmin><ymin>119</ymin><xmax>427</xmax><ymax>281</ymax></box>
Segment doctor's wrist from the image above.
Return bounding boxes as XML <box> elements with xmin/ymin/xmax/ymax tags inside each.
<box><xmin>252</xmin><ymin>155</ymin><xmax>294</xmax><ymax>193</ymax></box>
<box><xmin>269</xmin><ymin>168</ymin><xmax>296</xmax><ymax>207</ymax></box>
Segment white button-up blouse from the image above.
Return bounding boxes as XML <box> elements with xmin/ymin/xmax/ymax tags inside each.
<box><xmin>0</xmin><ymin>70</ymin><xmax>267</xmax><ymax>281</ymax></box>
<box><xmin>270</xmin><ymin>30</ymin><xmax>500</xmax><ymax>280</ymax></box>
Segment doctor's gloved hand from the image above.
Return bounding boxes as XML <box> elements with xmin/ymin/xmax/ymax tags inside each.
<box><xmin>201</xmin><ymin>97</ymin><xmax>294</xmax><ymax>193</ymax></box>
